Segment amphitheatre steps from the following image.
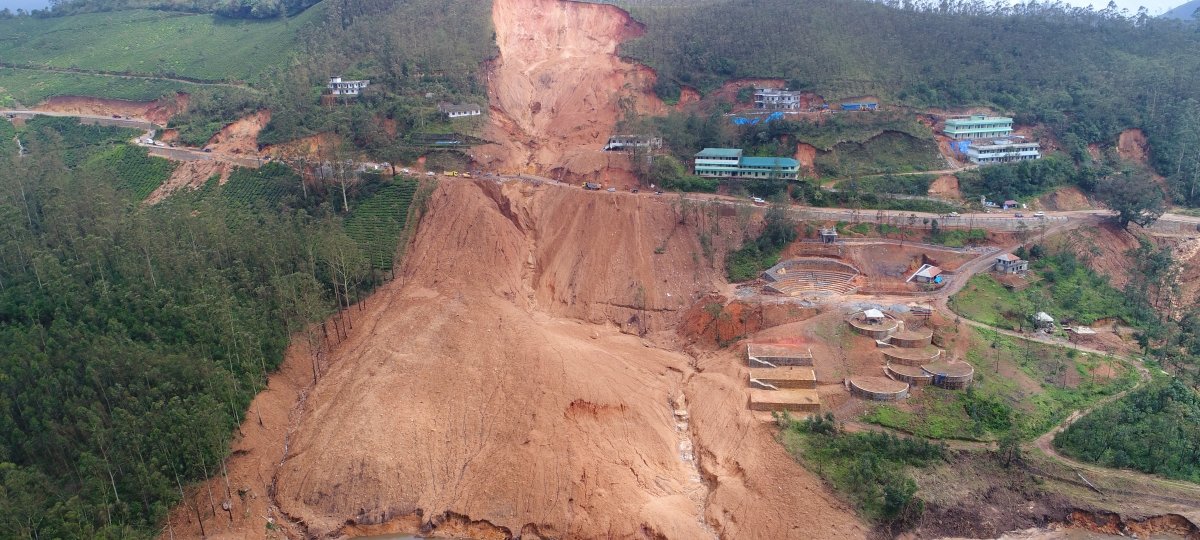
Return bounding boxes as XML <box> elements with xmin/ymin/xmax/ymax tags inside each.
<box><xmin>886</xmin><ymin>364</ymin><xmax>933</xmax><ymax>386</ymax></box>
<box><xmin>762</xmin><ymin>258</ymin><xmax>860</xmax><ymax>297</ymax></box>
<box><xmin>749</xmin><ymin>367</ymin><xmax>816</xmax><ymax>389</ymax></box>
<box><xmin>882</xmin><ymin>346</ymin><xmax>942</xmax><ymax>367</ymax></box>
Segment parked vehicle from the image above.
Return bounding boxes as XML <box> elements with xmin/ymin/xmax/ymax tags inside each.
<box><xmin>947</xmin><ymin>212</ymin><xmax>960</xmax><ymax>218</ymax></box>
<box><xmin>1014</xmin><ymin>213</ymin><xmax>1025</xmax><ymax>218</ymax></box>
<box><xmin>583</xmin><ymin>182</ymin><xmax>602</xmax><ymax>190</ymax></box>
<box><xmin>751</xmin><ymin>197</ymin><xmax>766</xmax><ymax>206</ymax></box>
<box><xmin>1033</xmin><ymin>211</ymin><xmax>1045</xmax><ymax>218</ymax></box>
<box><xmin>461</xmin><ymin>172</ymin><xmax>472</xmax><ymax>178</ymax></box>
<box><xmin>426</xmin><ymin>171</ymin><xmax>436</xmax><ymax>177</ymax></box>
<box><xmin>606</xmin><ymin>187</ymin><xmax>616</xmax><ymax>192</ymax></box>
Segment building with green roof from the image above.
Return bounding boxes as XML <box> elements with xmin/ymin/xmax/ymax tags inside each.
<box><xmin>693</xmin><ymin>148</ymin><xmax>799</xmax><ymax>179</ymax></box>
<box><xmin>943</xmin><ymin>115</ymin><xmax>1013</xmax><ymax>140</ymax></box>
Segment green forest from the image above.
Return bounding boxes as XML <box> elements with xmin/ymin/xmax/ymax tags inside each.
<box><xmin>0</xmin><ymin>115</ymin><xmax>412</xmax><ymax>538</ymax></box>
<box><xmin>1054</xmin><ymin>379</ymin><xmax>1200</xmax><ymax>481</ymax></box>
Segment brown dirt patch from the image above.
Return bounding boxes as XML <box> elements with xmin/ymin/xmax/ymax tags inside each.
<box><xmin>204</xmin><ymin>110</ymin><xmax>270</xmax><ymax>155</ymax></box>
<box><xmin>145</xmin><ymin>161</ymin><xmax>230</xmax><ymax>204</ymax></box>
<box><xmin>475</xmin><ymin>0</ymin><xmax>666</xmax><ymax>175</ymax></box>
<box><xmin>263</xmin><ymin>132</ymin><xmax>343</xmax><ymax>160</ymax></box>
<box><xmin>928</xmin><ymin>174</ymin><xmax>962</xmax><ymax>200</ymax></box>
<box><xmin>169</xmin><ymin>179</ymin><xmax>866</xmax><ymax>539</ymax></box>
<box><xmin>34</xmin><ymin>93</ymin><xmax>188</xmax><ymax>124</ymax></box>
<box><xmin>675</xmin><ymin>85</ymin><xmax>701</xmax><ymax>111</ymax></box>
<box><xmin>1117</xmin><ymin>128</ymin><xmax>1150</xmax><ymax>165</ymax></box>
<box><xmin>794</xmin><ymin>142</ymin><xmax>817</xmax><ymax>174</ymax></box>
<box><xmin>1044</xmin><ymin>221</ymin><xmax>1141</xmax><ymax>289</ymax></box>
<box><xmin>1038</xmin><ymin>186</ymin><xmax>1092</xmax><ymax>211</ymax></box>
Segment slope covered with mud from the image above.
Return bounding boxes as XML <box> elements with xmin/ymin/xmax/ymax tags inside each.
<box><xmin>475</xmin><ymin>0</ymin><xmax>665</xmax><ymax>181</ymax></box>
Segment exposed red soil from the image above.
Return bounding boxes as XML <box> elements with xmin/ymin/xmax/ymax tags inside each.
<box><xmin>145</xmin><ymin>161</ymin><xmax>231</xmax><ymax>204</ymax></box>
<box><xmin>1044</xmin><ymin>220</ymin><xmax>1141</xmax><ymax>290</ymax></box>
<box><xmin>1117</xmin><ymin>128</ymin><xmax>1150</xmax><ymax>165</ymax></box>
<box><xmin>168</xmin><ymin>179</ymin><xmax>867</xmax><ymax>539</ymax></box>
<box><xmin>1038</xmin><ymin>186</ymin><xmax>1092</xmax><ymax>211</ymax></box>
<box><xmin>262</xmin><ymin>132</ymin><xmax>344</xmax><ymax>160</ymax></box>
<box><xmin>794</xmin><ymin>143</ymin><xmax>817</xmax><ymax>174</ymax></box>
<box><xmin>675</xmin><ymin>85</ymin><xmax>701</xmax><ymax>111</ymax></box>
<box><xmin>679</xmin><ymin>294</ymin><xmax>820</xmax><ymax>346</ymax></box>
<box><xmin>34</xmin><ymin>92</ymin><xmax>189</xmax><ymax>124</ymax></box>
<box><xmin>928</xmin><ymin>174</ymin><xmax>962</xmax><ymax>200</ymax></box>
<box><xmin>205</xmin><ymin>110</ymin><xmax>270</xmax><ymax>155</ymax></box>
<box><xmin>475</xmin><ymin>0</ymin><xmax>666</xmax><ymax>178</ymax></box>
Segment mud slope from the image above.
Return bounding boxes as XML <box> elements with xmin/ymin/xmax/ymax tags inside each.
<box><xmin>476</xmin><ymin>0</ymin><xmax>665</xmax><ymax>178</ymax></box>
<box><xmin>263</xmin><ymin>180</ymin><xmax>865</xmax><ymax>538</ymax></box>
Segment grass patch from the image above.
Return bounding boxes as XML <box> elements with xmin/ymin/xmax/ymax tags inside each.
<box><xmin>18</xmin><ymin>115</ymin><xmax>140</xmax><ymax>166</ymax></box>
<box><xmin>815</xmin><ymin>131</ymin><xmax>944</xmax><ymax>177</ymax></box>
<box><xmin>0</xmin><ymin>8</ymin><xmax>320</xmax><ymax>83</ymax></box>
<box><xmin>80</xmin><ymin>144</ymin><xmax>177</xmax><ymax>200</ymax></box>
<box><xmin>780</xmin><ymin>413</ymin><xmax>945</xmax><ymax>527</ymax></box>
<box><xmin>950</xmin><ymin>248</ymin><xmax>1132</xmax><ymax>329</ymax></box>
<box><xmin>836</xmin><ymin>173</ymin><xmax>937</xmax><ymax>196</ymax></box>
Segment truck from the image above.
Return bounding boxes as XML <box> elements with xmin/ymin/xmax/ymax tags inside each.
<box><xmin>583</xmin><ymin>182</ymin><xmax>602</xmax><ymax>190</ymax></box>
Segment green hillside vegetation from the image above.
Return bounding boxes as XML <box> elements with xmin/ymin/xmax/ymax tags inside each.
<box><xmin>38</xmin><ymin>0</ymin><xmax>322</xmax><ymax>19</ymax></box>
<box><xmin>836</xmin><ymin>174</ymin><xmax>937</xmax><ymax>196</ymax></box>
<box><xmin>1054</xmin><ymin>379</ymin><xmax>1200</xmax><ymax>482</ymax></box>
<box><xmin>0</xmin><ymin>68</ymin><xmax>198</xmax><ymax>107</ymax></box>
<box><xmin>865</xmin><ymin>326</ymin><xmax>1137</xmax><ymax>440</ymax></box>
<box><xmin>604</xmin><ymin>0</ymin><xmax>1200</xmax><ymax>207</ymax></box>
<box><xmin>781</xmin><ymin>413</ymin><xmax>945</xmax><ymax>527</ymax></box>
<box><xmin>0</xmin><ymin>114</ymin><xmax>421</xmax><ymax>538</ymax></box>
<box><xmin>814</xmin><ymin>131</ymin><xmax>943</xmax><ymax>177</ymax></box>
<box><xmin>950</xmin><ymin>247</ymin><xmax>1133</xmax><ymax>329</ymax></box>
<box><xmin>0</xmin><ymin>8</ymin><xmax>322</xmax><ymax>83</ymax></box>
<box><xmin>79</xmin><ymin>144</ymin><xmax>178</xmax><ymax>199</ymax></box>
<box><xmin>344</xmin><ymin>179</ymin><xmax>419</xmax><ymax>271</ymax></box>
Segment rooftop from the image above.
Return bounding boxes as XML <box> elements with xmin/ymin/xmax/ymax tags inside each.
<box><xmin>863</xmin><ymin>308</ymin><xmax>885</xmax><ymax>319</ymax></box>
<box><xmin>695</xmin><ymin>148</ymin><xmax>743</xmax><ymax>158</ymax></box>
<box><xmin>916</xmin><ymin>266</ymin><xmax>944</xmax><ymax>278</ymax></box>
<box><xmin>1036</xmin><ymin>312</ymin><xmax>1055</xmax><ymax>322</ymax></box>
<box><xmin>740</xmin><ymin>156</ymin><xmax>800</xmax><ymax>168</ymax></box>
<box><xmin>997</xmin><ymin>253</ymin><xmax>1022</xmax><ymax>262</ymax></box>
<box><xmin>946</xmin><ymin>114</ymin><xmax>1012</xmax><ymax>125</ymax></box>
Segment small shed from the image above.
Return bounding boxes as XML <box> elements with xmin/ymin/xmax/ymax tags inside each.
<box><xmin>1034</xmin><ymin>311</ymin><xmax>1055</xmax><ymax>330</ymax></box>
<box><xmin>863</xmin><ymin>309</ymin><xmax>885</xmax><ymax>324</ymax></box>
<box><xmin>911</xmin><ymin>265</ymin><xmax>944</xmax><ymax>284</ymax></box>
<box><xmin>819</xmin><ymin>227</ymin><xmax>839</xmax><ymax>244</ymax></box>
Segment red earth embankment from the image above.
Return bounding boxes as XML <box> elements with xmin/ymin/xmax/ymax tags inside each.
<box><xmin>475</xmin><ymin>0</ymin><xmax>665</xmax><ymax>180</ymax></box>
<box><xmin>34</xmin><ymin>93</ymin><xmax>188</xmax><ymax>124</ymax></box>
<box><xmin>164</xmin><ymin>179</ymin><xmax>867</xmax><ymax>539</ymax></box>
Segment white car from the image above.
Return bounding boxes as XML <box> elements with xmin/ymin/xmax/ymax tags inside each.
<box><xmin>426</xmin><ymin>171</ymin><xmax>436</xmax><ymax>177</ymax></box>
<box><xmin>947</xmin><ymin>212</ymin><xmax>960</xmax><ymax>218</ymax></box>
<box><xmin>401</xmin><ymin>168</ymin><xmax>411</xmax><ymax>174</ymax></box>
<box><xmin>1033</xmin><ymin>211</ymin><xmax>1046</xmax><ymax>218</ymax></box>
<box><xmin>752</xmin><ymin>197</ymin><xmax>766</xmax><ymax>206</ymax></box>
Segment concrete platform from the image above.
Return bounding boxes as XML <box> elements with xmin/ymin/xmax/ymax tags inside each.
<box><xmin>886</xmin><ymin>364</ymin><xmax>933</xmax><ymax>385</ymax></box>
<box><xmin>750</xmin><ymin>367</ymin><xmax>817</xmax><ymax>389</ymax></box>
<box><xmin>747</xmin><ymin>343</ymin><xmax>813</xmax><ymax>367</ymax></box>
<box><xmin>748</xmin><ymin>388</ymin><xmax>820</xmax><ymax>412</ymax></box>
<box><xmin>849</xmin><ymin>376</ymin><xmax>910</xmax><ymax>401</ymax></box>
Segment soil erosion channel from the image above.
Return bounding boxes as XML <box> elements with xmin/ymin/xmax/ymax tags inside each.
<box><xmin>476</xmin><ymin>0</ymin><xmax>665</xmax><ymax>180</ymax></box>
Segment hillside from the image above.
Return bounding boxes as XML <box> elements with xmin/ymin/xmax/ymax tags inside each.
<box><xmin>1163</xmin><ymin>0</ymin><xmax>1200</xmax><ymax>19</ymax></box>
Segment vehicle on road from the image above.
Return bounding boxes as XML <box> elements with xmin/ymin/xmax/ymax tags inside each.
<box><xmin>1014</xmin><ymin>213</ymin><xmax>1025</xmax><ymax>218</ymax></box>
<box><xmin>631</xmin><ymin>188</ymin><xmax>639</xmax><ymax>193</ymax></box>
<box><xmin>426</xmin><ymin>171</ymin><xmax>436</xmax><ymax>177</ymax></box>
<box><xmin>1033</xmin><ymin>211</ymin><xmax>1045</xmax><ymax>218</ymax></box>
<box><xmin>606</xmin><ymin>187</ymin><xmax>616</xmax><ymax>192</ymax></box>
<box><xmin>947</xmin><ymin>212</ymin><xmax>960</xmax><ymax>218</ymax></box>
<box><xmin>203</xmin><ymin>148</ymin><xmax>212</xmax><ymax>153</ymax></box>
<box><xmin>654</xmin><ymin>190</ymin><xmax>663</xmax><ymax>195</ymax></box>
<box><xmin>752</xmin><ymin>197</ymin><xmax>766</xmax><ymax>206</ymax></box>
<box><xmin>461</xmin><ymin>172</ymin><xmax>472</xmax><ymax>178</ymax></box>
<box><xmin>583</xmin><ymin>182</ymin><xmax>602</xmax><ymax>190</ymax></box>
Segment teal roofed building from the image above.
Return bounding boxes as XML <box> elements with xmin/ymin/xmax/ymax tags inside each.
<box><xmin>694</xmin><ymin>148</ymin><xmax>799</xmax><ymax>179</ymax></box>
<box><xmin>943</xmin><ymin>115</ymin><xmax>1013</xmax><ymax>140</ymax></box>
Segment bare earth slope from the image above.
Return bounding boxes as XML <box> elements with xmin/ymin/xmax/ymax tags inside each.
<box><xmin>475</xmin><ymin>0</ymin><xmax>665</xmax><ymax>179</ymax></box>
<box><xmin>169</xmin><ymin>180</ymin><xmax>866</xmax><ymax>539</ymax></box>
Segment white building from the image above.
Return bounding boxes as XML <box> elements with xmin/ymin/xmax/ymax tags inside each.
<box><xmin>438</xmin><ymin>102</ymin><xmax>483</xmax><ymax>119</ymax></box>
<box><xmin>327</xmin><ymin>76</ymin><xmax>370</xmax><ymax>96</ymax></box>
<box><xmin>754</xmin><ymin>88</ymin><xmax>801</xmax><ymax>110</ymax></box>
<box><xmin>966</xmin><ymin>137</ymin><xmax>1041</xmax><ymax>165</ymax></box>
<box><xmin>603</xmin><ymin>135</ymin><xmax>663</xmax><ymax>152</ymax></box>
